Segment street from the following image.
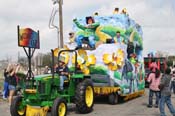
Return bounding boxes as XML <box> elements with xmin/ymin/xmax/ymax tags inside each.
<box><xmin>0</xmin><ymin>89</ymin><xmax>175</xmax><ymax>116</ymax></box>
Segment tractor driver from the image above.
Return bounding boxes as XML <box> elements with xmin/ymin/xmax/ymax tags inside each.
<box><xmin>56</xmin><ymin>61</ymin><xmax>69</xmax><ymax>91</ymax></box>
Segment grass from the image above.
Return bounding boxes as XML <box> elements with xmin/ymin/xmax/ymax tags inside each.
<box><xmin>0</xmin><ymin>71</ymin><xmax>4</xmax><ymax>91</ymax></box>
<box><xmin>0</xmin><ymin>78</ymin><xmax>3</xmax><ymax>92</ymax></box>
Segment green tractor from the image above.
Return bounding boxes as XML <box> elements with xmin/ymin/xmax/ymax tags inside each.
<box><xmin>10</xmin><ymin>49</ymin><xmax>94</xmax><ymax>116</ymax></box>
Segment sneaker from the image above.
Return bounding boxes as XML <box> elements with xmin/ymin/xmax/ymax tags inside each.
<box><xmin>154</xmin><ymin>104</ymin><xmax>158</xmax><ymax>108</ymax></box>
<box><xmin>58</xmin><ymin>88</ymin><xmax>64</xmax><ymax>92</ymax></box>
<box><xmin>2</xmin><ymin>96</ymin><xmax>7</xmax><ymax>100</ymax></box>
<box><xmin>147</xmin><ymin>105</ymin><xmax>152</xmax><ymax>108</ymax></box>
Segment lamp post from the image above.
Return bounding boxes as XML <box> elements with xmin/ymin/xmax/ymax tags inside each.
<box><xmin>51</xmin><ymin>0</ymin><xmax>64</xmax><ymax>48</ymax></box>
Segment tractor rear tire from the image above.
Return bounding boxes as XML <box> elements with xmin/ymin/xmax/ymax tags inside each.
<box><xmin>108</xmin><ymin>93</ymin><xmax>119</xmax><ymax>105</ymax></box>
<box><xmin>75</xmin><ymin>79</ymin><xmax>94</xmax><ymax>114</ymax></box>
<box><xmin>51</xmin><ymin>97</ymin><xmax>67</xmax><ymax>116</ymax></box>
<box><xmin>10</xmin><ymin>96</ymin><xmax>26</xmax><ymax>116</ymax></box>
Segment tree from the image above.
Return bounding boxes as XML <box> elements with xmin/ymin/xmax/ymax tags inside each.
<box><xmin>167</xmin><ymin>55</ymin><xmax>175</xmax><ymax>67</ymax></box>
<box><xmin>42</xmin><ymin>53</ymin><xmax>52</xmax><ymax>67</ymax></box>
<box><xmin>18</xmin><ymin>56</ymin><xmax>28</xmax><ymax>70</ymax></box>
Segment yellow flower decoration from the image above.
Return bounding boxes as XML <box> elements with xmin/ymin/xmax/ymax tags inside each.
<box><xmin>80</xmin><ymin>65</ymin><xmax>90</xmax><ymax>75</ymax></box>
<box><xmin>53</xmin><ymin>48</ymin><xmax>59</xmax><ymax>57</ymax></box>
<box><xmin>72</xmin><ymin>49</ymin><xmax>96</xmax><ymax>74</ymax></box>
<box><xmin>108</xmin><ymin>62</ymin><xmax>118</xmax><ymax>70</ymax></box>
<box><xmin>53</xmin><ymin>47</ymin><xmax>70</xmax><ymax>65</ymax></box>
<box><xmin>103</xmin><ymin>54</ymin><xmax>113</xmax><ymax>64</ymax></box>
<box><xmin>59</xmin><ymin>53</ymin><xmax>70</xmax><ymax>65</ymax></box>
<box><xmin>72</xmin><ymin>50</ymin><xmax>86</xmax><ymax>65</ymax></box>
<box><xmin>86</xmin><ymin>54</ymin><xmax>96</xmax><ymax>66</ymax></box>
<box><xmin>78</xmin><ymin>49</ymin><xmax>88</xmax><ymax>61</ymax></box>
<box><xmin>103</xmin><ymin>49</ymin><xmax>125</xmax><ymax>71</ymax></box>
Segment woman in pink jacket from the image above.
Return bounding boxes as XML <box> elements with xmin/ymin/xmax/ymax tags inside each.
<box><xmin>147</xmin><ymin>69</ymin><xmax>161</xmax><ymax>108</ymax></box>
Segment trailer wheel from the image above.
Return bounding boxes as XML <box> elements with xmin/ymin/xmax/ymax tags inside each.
<box><xmin>108</xmin><ymin>93</ymin><xmax>118</xmax><ymax>105</ymax></box>
<box><xmin>10</xmin><ymin>96</ymin><xmax>26</xmax><ymax>116</ymax></box>
<box><xmin>51</xmin><ymin>98</ymin><xmax>67</xmax><ymax>116</ymax></box>
<box><xmin>75</xmin><ymin>79</ymin><xmax>94</xmax><ymax>114</ymax></box>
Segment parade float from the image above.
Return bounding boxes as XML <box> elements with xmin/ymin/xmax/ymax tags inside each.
<box><xmin>62</xmin><ymin>10</ymin><xmax>145</xmax><ymax>103</ymax></box>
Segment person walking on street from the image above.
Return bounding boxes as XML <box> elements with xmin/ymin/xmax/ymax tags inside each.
<box><xmin>147</xmin><ymin>69</ymin><xmax>161</xmax><ymax>108</ymax></box>
<box><xmin>159</xmin><ymin>67</ymin><xmax>175</xmax><ymax>116</ymax></box>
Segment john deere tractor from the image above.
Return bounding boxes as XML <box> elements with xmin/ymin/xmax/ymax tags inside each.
<box><xmin>10</xmin><ymin>49</ymin><xmax>94</xmax><ymax>116</ymax></box>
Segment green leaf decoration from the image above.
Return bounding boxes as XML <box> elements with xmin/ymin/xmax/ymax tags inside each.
<box><xmin>101</xmin><ymin>25</ymin><xmax>125</xmax><ymax>37</ymax></box>
<box><xmin>114</xmin><ymin>71</ymin><xmax>122</xmax><ymax>80</ymax></box>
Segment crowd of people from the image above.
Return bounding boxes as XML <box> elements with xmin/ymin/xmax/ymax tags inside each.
<box><xmin>147</xmin><ymin>58</ymin><xmax>175</xmax><ymax>116</ymax></box>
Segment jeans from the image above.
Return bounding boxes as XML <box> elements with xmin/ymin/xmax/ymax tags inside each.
<box><xmin>60</xmin><ymin>76</ymin><xmax>68</xmax><ymax>90</ymax></box>
<box><xmin>3</xmin><ymin>82</ymin><xmax>9</xmax><ymax>98</ymax></box>
<box><xmin>170</xmin><ymin>81</ymin><xmax>175</xmax><ymax>93</ymax></box>
<box><xmin>159</xmin><ymin>95</ymin><xmax>175</xmax><ymax>116</ymax></box>
<box><xmin>148</xmin><ymin>89</ymin><xmax>160</xmax><ymax>106</ymax></box>
<box><xmin>8</xmin><ymin>85</ymin><xmax>16</xmax><ymax>90</ymax></box>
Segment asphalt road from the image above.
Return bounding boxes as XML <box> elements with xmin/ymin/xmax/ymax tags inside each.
<box><xmin>0</xmin><ymin>89</ymin><xmax>175</xmax><ymax>116</ymax></box>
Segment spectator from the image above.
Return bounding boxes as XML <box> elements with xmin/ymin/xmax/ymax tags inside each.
<box><xmin>56</xmin><ymin>61</ymin><xmax>69</xmax><ymax>91</ymax></box>
<box><xmin>147</xmin><ymin>69</ymin><xmax>161</xmax><ymax>108</ymax></box>
<box><xmin>149</xmin><ymin>58</ymin><xmax>158</xmax><ymax>73</ymax></box>
<box><xmin>43</xmin><ymin>66</ymin><xmax>49</xmax><ymax>74</ymax></box>
<box><xmin>8</xmin><ymin>64</ymin><xmax>20</xmax><ymax>105</ymax></box>
<box><xmin>2</xmin><ymin>68</ymin><xmax>9</xmax><ymax>100</ymax></box>
<box><xmin>171</xmin><ymin>70</ymin><xmax>175</xmax><ymax>93</ymax></box>
<box><xmin>171</xmin><ymin>65</ymin><xmax>175</xmax><ymax>75</ymax></box>
<box><xmin>159</xmin><ymin>67</ymin><xmax>175</xmax><ymax>116</ymax></box>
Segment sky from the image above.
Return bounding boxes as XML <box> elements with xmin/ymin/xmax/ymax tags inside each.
<box><xmin>0</xmin><ymin>0</ymin><xmax>175</xmax><ymax>61</ymax></box>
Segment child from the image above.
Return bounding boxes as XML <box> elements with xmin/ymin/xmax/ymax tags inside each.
<box><xmin>56</xmin><ymin>61</ymin><xmax>69</xmax><ymax>90</ymax></box>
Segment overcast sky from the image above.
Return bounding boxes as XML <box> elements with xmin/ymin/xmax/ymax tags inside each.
<box><xmin>0</xmin><ymin>0</ymin><xmax>175</xmax><ymax>61</ymax></box>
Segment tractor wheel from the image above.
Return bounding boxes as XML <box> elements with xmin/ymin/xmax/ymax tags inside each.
<box><xmin>108</xmin><ymin>93</ymin><xmax>119</xmax><ymax>105</ymax></box>
<box><xmin>51</xmin><ymin>98</ymin><xmax>67</xmax><ymax>116</ymax></box>
<box><xmin>75</xmin><ymin>79</ymin><xmax>94</xmax><ymax>114</ymax></box>
<box><xmin>10</xmin><ymin>96</ymin><xmax>26</xmax><ymax>116</ymax></box>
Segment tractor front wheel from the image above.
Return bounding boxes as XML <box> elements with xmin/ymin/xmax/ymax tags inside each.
<box><xmin>10</xmin><ymin>96</ymin><xmax>26</xmax><ymax>116</ymax></box>
<box><xmin>51</xmin><ymin>98</ymin><xmax>67</xmax><ymax>116</ymax></box>
<box><xmin>75</xmin><ymin>79</ymin><xmax>94</xmax><ymax>114</ymax></box>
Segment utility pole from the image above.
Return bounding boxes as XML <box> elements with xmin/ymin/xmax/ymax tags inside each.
<box><xmin>58</xmin><ymin>0</ymin><xmax>64</xmax><ymax>48</ymax></box>
<box><xmin>50</xmin><ymin>0</ymin><xmax>64</xmax><ymax>48</ymax></box>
